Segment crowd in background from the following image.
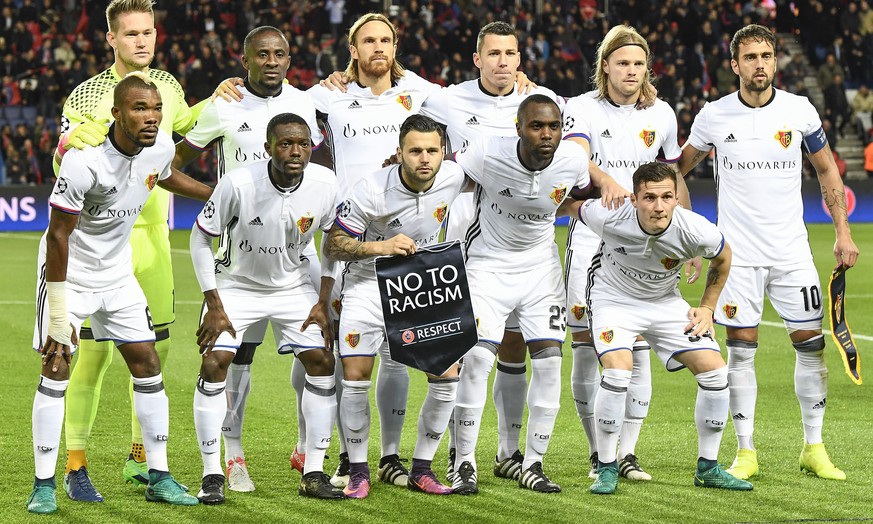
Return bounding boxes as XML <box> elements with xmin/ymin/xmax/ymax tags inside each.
<box><xmin>1</xmin><ymin>0</ymin><xmax>871</xmax><ymax>185</ymax></box>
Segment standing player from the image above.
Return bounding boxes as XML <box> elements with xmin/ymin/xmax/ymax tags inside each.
<box><xmin>326</xmin><ymin>115</ymin><xmax>466</xmax><ymax>499</ymax></box>
<box><xmin>678</xmin><ymin>24</ymin><xmax>859</xmax><ymax>481</ymax></box>
<box><xmin>174</xmin><ymin>25</ymin><xmax>324</xmax><ymax>493</ymax></box>
<box><xmin>562</xmin><ymin>25</ymin><xmax>681</xmax><ymax>481</ymax></box>
<box><xmin>189</xmin><ymin>113</ymin><xmax>343</xmax><ymax>503</ymax></box>
<box><xmin>568</xmin><ymin>162</ymin><xmax>750</xmax><ymax>494</ymax></box>
<box><xmin>27</xmin><ymin>73</ymin><xmax>210</xmax><ymax>514</ymax></box>
<box><xmin>56</xmin><ymin>0</ymin><xmax>205</xmax><ymax>499</ymax></box>
<box><xmin>451</xmin><ymin>95</ymin><xmax>588</xmax><ymax>494</ymax></box>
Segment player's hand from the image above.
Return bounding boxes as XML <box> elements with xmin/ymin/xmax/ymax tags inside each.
<box><xmin>196</xmin><ymin>308</ymin><xmax>236</xmax><ymax>355</ymax></box>
<box><xmin>380</xmin><ymin>234</ymin><xmax>417</xmax><ymax>256</ymax></box>
<box><xmin>320</xmin><ymin>71</ymin><xmax>350</xmax><ymax>93</ymax></box>
<box><xmin>62</xmin><ymin>120</ymin><xmax>110</xmax><ymax>151</ymax></box>
<box><xmin>382</xmin><ymin>153</ymin><xmax>399</xmax><ymax>167</ymax></box>
<box><xmin>42</xmin><ymin>327</ymin><xmax>76</xmax><ymax>373</ymax></box>
<box><xmin>637</xmin><ymin>85</ymin><xmax>658</xmax><ymax>110</ymax></box>
<box><xmin>684</xmin><ymin>256</ymin><xmax>703</xmax><ymax>284</ymax></box>
<box><xmin>597</xmin><ymin>176</ymin><xmax>631</xmax><ymax>210</ymax></box>
<box><xmin>834</xmin><ymin>235</ymin><xmax>859</xmax><ymax>268</ymax></box>
<box><xmin>685</xmin><ymin>306</ymin><xmax>714</xmax><ymax>338</ymax></box>
<box><xmin>212</xmin><ymin>77</ymin><xmax>244</xmax><ymax>102</ymax></box>
<box><xmin>514</xmin><ymin>70</ymin><xmax>538</xmax><ymax>94</ymax></box>
<box><xmin>302</xmin><ymin>301</ymin><xmax>334</xmax><ymax>351</ymax></box>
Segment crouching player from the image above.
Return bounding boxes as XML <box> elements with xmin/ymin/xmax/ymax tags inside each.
<box><xmin>28</xmin><ymin>73</ymin><xmax>210</xmax><ymax>513</ymax></box>
<box><xmin>325</xmin><ymin>115</ymin><xmax>468</xmax><ymax>499</ymax></box>
<box><xmin>189</xmin><ymin>113</ymin><xmax>343</xmax><ymax>503</ymax></box>
<box><xmin>564</xmin><ymin>162</ymin><xmax>753</xmax><ymax>494</ymax></box>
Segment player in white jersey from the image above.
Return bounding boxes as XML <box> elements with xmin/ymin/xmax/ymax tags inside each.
<box><xmin>174</xmin><ymin>26</ymin><xmax>325</xmax><ymax>493</ymax></box>
<box><xmin>325</xmin><ymin>115</ymin><xmax>467</xmax><ymax>499</ymax></box>
<box><xmin>450</xmin><ymin>95</ymin><xmax>589</xmax><ymax>495</ymax></box>
<box><xmin>561</xmin><ymin>25</ymin><xmax>681</xmax><ymax>481</ymax></box>
<box><xmin>678</xmin><ymin>24</ymin><xmax>859</xmax><ymax>482</ymax></box>
<box><xmin>189</xmin><ymin>113</ymin><xmax>343</xmax><ymax>503</ymax></box>
<box><xmin>564</xmin><ymin>162</ymin><xmax>750</xmax><ymax>494</ymax></box>
<box><xmin>27</xmin><ymin>74</ymin><xmax>212</xmax><ymax>514</ymax></box>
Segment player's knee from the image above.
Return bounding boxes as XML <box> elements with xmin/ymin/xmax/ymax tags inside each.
<box><xmin>233</xmin><ymin>342</ymin><xmax>257</xmax><ymax>365</ymax></box>
<box><xmin>200</xmin><ymin>353</ymin><xmax>229</xmax><ymax>382</ymax></box>
<box><xmin>462</xmin><ymin>344</ymin><xmax>497</xmax><ymax>383</ymax></box>
<box><xmin>726</xmin><ymin>339</ymin><xmax>757</xmax><ymax>368</ymax></box>
<box><xmin>530</xmin><ymin>345</ymin><xmax>562</xmax><ymax>360</ymax></box>
<box><xmin>792</xmin><ymin>334</ymin><xmax>825</xmax><ymax>353</ymax></box>
<box><xmin>497</xmin><ymin>331</ymin><xmax>526</xmax><ymax>361</ymax></box>
<box><xmin>303</xmin><ymin>349</ymin><xmax>335</xmax><ymax>376</ymax></box>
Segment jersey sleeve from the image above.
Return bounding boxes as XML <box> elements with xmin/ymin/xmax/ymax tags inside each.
<box><xmin>419</xmin><ymin>87</ymin><xmax>449</xmax><ymax>124</ymax></box>
<box><xmin>161</xmin><ymin>72</ymin><xmax>195</xmax><ymax>135</ymax></box>
<box><xmin>306</xmin><ymin>84</ymin><xmax>332</xmax><ymax>114</ymax></box>
<box><xmin>562</xmin><ymin>96</ymin><xmax>592</xmax><ymax>142</ymax></box>
<box><xmin>50</xmin><ymin>150</ymin><xmax>94</xmax><ymax>214</ymax></box>
<box><xmin>577</xmin><ymin>198</ymin><xmax>608</xmax><ymax>237</ymax></box>
<box><xmin>303</xmin><ymin>103</ymin><xmax>325</xmax><ymax>149</ymax></box>
<box><xmin>195</xmin><ymin>175</ymin><xmax>238</xmax><ymax>237</ymax></box>
<box><xmin>319</xmin><ymin>178</ymin><xmax>338</xmax><ymax>232</ymax></box>
<box><xmin>452</xmin><ymin>138</ymin><xmax>486</xmax><ymax>184</ymax></box>
<box><xmin>686</xmin><ymin>103</ymin><xmax>713</xmax><ymax>152</ymax></box>
<box><xmin>182</xmin><ymin>100</ymin><xmax>224</xmax><ymax>150</ymax></box>
<box><xmin>658</xmin><ymin>104</ymin><xmax>682</xmax><ymax>162</ymax></box>
<box><xmin>334</xmin><ymin>177</ymin><xmax>374</xmax><ymax>237</ymax></box>
<box><xmin>800</xmin><ymin>98</ymin><xmax>827</xmax><ymax>153</ymax></box>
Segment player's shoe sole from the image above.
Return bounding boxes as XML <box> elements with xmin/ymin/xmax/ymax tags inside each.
<box><xmin>800</xmin><ymin>443</ymin><xmax>846</xmax><ymax>480</ymax></box>
<box><xmin>726</xmin><ymin>448</ymin><xmax>759</xmax><ymax>480</ymax></box>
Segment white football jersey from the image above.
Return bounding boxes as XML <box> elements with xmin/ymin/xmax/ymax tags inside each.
<box><xmin>308</xmin><ymin>71</ymin><xmax>441</xmax><ymax>193</ymax></box>
<box><xmin>45</xmin><ymin>130</ymin><xmax>173</xmax><ymax>292</ymax></box>
<box><xmin>183</xmin><ymin>83</ymin><xmax>323</xmax><ymax>178</ymax></box>
<box><xmin>686</xmin><ymin>89</ymin><xmax>821</xmax><ymax>266</ymax></box>
<box><xmin>455</xmin><ymin>136</ymin><xmax>589</xmax><ymax>273</ymax></box>
<box><xmin>420</xmin><ymin>79</ymin><xmax>559</xmax><ymax>153</ymax></box>
<box><xmin>563</xmin><ymin>93</ymin><xmax>682</xmax><ymax>253</ymax></box>
<box><xmin>581</xmin><ymin>201</ymin><xmax>724</xmax><ymax>299</ymax></box>
<box><xmin>335</xmin><ymin>161</ymin><xmax>467</xmax><ymax>286</ymax></box>
<box><xmin>195</xmin><ymin>160</ymin><xmax>337</xmax><ymax>293</ymax></box>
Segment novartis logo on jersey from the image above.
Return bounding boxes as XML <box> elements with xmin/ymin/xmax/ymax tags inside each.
<box><xmin>85</xmin><ymin>203</ymin><xmax>143</xmax><ymax>218</ymax></box>
<box><xmin>589</xmin><ymin>153</ymin><xmax>649</xmax><ymax>171</ymax></box>
<box><xmin>237</xmin><ymin>239</ymin><xmax>300</xmax><ymax>255</ymax></box>
<box><xmin>234</xmin><ymin>148</ymin><xmax>271</xmax><ymax>164</ymax></box>
<box><xmin>489</xmin><ymin>202</ymin><xmax>554</xmax><ymax>221</ymax></box>
<box><xmin>342</xmin><ymin>123</ymin><xmax>401</xmax><ymax>138</ymax></box>
<box><xmin>720</xmin><ymin>155</ymin><xmax>798</xmax><ymax>171</ymax></box>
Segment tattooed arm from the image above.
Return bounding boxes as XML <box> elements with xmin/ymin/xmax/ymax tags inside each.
<box><xmin>685</xmin><ymin>241</ymin><xmax>732</xmax><ymax>337</ymax></box>
<box><xmin>808</xmin><ymin>142</ymin><xmax>859</xmax><ymax>268</ymax></box>
<box><xmin>325</xmin><ymin>224</ymin><xmax>418</xmax><ymax>261</ymax></box>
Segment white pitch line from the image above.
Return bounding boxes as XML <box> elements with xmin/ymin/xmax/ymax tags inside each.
<box><xmin>760</xmin><ymin>320</ymin><xmax>873</xmax><ymax>342</ymax></box>
<box><xmin>0</xmin><ymin>300</ymin><xmax>203</xmax><ymax>305</ymax></box>
<box><xmin>0</xmin><ymin>232</ymin><xmax>41</xmax><ymax>240</ymax></box>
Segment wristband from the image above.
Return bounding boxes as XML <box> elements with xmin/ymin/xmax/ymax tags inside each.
<box><xmin>699</xmin><ymin>304</ymin><xmax>715</xmax><ymax>314</ymax></box>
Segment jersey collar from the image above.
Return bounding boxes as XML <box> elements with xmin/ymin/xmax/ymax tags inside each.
<box><xmin>738</xmin><ymin>88</ymin><xmax>776</xmax><ymax>108</ymax></box>
<box><xmin>267</xmin><ymin>163</ymin><xmax>304</xmax><ymax>194</ymax></box>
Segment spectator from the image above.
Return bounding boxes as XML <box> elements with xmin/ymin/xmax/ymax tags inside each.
<box><xmin>854</xmin><ymin>85</ymin><xmax>873</xmax><ymax>140</ymax></box>
<box><xmin>824</xmin><ymin>73</ymin><xmax>852</xmax><ymax>137</ymax></box>
<box><xmin>817</xmin><ymin>53</ymin><xmax>844</xmax><ymax>91</ymax></box>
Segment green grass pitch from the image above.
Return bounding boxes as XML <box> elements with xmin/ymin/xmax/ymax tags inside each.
<box><xmin>1</xmin><ymin>224</ymin><xmax>871</xmax><ymax>523</ymax></box>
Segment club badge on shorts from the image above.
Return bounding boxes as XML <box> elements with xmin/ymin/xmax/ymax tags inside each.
<box><xmin>828</xmin><ymin>265</ymin><xmax>861</xmax><ymax>385</ymax></box>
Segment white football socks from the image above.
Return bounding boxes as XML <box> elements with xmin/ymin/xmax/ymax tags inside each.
<box><xmin>302</xmin><ymin>374</ymin><xmax>336</xmax><ymax>474</ymax></box>
<box><xmin>454</xmin><ymin>345</ymin><xmax>496</xmax><ymax>471</ymax></box>
<box><xmin>695</xmin><ymin>367</ymin><xmax>729</xmax><ymax>461</ymax></box>
<box><xmin>340</xmin><ymin>379</ymin><xmax>371</xmax><ymax>465</ymax></box>
<box><xmin>376</xmin><ymin>345</ymin><xmax>409</xmax><ymax>458</ymax></box>
<box><xmin>222</xmin><ymin>362</ymin><xmax>250</xmax><ymax>461</ymax></box>
<box><xmin>132</xmin><ymin>374</ymin><xmax>169</xmax><ymax>473</ymax></box>
<box><xmin>524</xmin><ymin>352</ymin><xmax>562</xmax><ymax>470</ymax></box>
<box><xmin>194</xmin><ymin>377</ymin><xmax>226</xmax><ymax>477</ymax></box>
<box><xmin>413</xmin><ymin>378</ymin><xmax>458</xmax><ymax>461</ymax></box>
<box><xmin>594</xmin><ymin>368</ymin><xmax>631</xmax><ymax>464</ymax></box>
<box><xmin>570</xmin><ymin>341</ymin><xmax>599</xmax><ymax>454</ymax></box>
<box><xmin>727</xmin><ymin>340</ymin><xmax>758</xmax><ymax>450</ymax></box>
<box><xmin>494</xmin><ymin>359</ymin><xmax>527</xmax><ymax>461</ymax></box>
<box><xmin>33</xmin><ymin>376</ymin><xmax>68</xmax><ymax>480</ymax></box>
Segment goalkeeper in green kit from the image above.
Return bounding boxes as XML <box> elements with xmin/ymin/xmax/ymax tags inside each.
<box><xmin>54</xmin><ymin>0</ymin><xmax>207</xmax><ymax>502</ymax></box>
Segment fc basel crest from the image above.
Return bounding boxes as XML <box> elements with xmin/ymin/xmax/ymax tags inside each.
<box><xmin>145</xmin><ymin>171</ymin><xmax>159</xmax><ymax>191</ymax></box>
<box><xmin>660</xmin><ymin>256</ymin><xmax>680</xmax><ymax>270</ymax></box>
<box><xmin>774</xmin><ymin>130</ymin><xmax>792</xmax><ymax>149</ymax></box>
<box><xmin>345</xmin><ymin>331</ymin><xmax>360</xmax><ymax>348</ymax></box>
<box><xmin>296</xmin><ymin>214</ymin><xmax>314</xmax><ymax>234</ymax></box>
<box><xmin>397</xmin><ymin>94</ymin><xmax>412</xmax><ymax>111</ymax></box>
<box><xmin>331</xmin><ymin>298</ymin><xmax>343</xmax><ymax>315</ymax></box>
<box><xmin>639</xmin><ymin>129</ymin><xmax>656</xmax><ymax>148</ymax></box>
<box><xmin>723</xmin><ymin>303</ymin><xmax>738</xmax><ymax>319</ymax></box>
<box><xmin>434</xmin><ymin>203</ymin><xmax>448</xmax><ymax>223</ymax></box>
<box><xmin>571</xmin><ymin>304</ymin><xmax>587</xmax><ymax>321</ymax></box>
<box><xmin>550</xmin><ymin>185</ymin><xmax>568</xmax><ymax>205</ymax></box>
<box><xmin>600</xmin><ymin>329</ymin><xmax>614</xmax><ymax>343</ymax></box>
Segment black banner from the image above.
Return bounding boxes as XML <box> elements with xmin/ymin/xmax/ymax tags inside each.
<box><xmin>828</xmin><ymin>265</ymin><xmax>862</xmax><ymax>385</ymax></box>
<box><xmin>375</xmin><ymin>241</ymin><xmax>478</xmax><ymax>376</ymax></box>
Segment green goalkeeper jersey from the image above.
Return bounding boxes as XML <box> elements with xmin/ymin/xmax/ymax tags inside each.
<box><xmin>60</xmin><ymin>65</ymin><xmax>195</xmax><ymax>226</ymax></box>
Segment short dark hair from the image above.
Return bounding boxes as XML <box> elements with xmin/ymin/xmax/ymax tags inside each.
<box><xmin>477</xmin><ymin>21</ymin><xmax>517</xmax><ymax>53</ymax></box>
<box><xmin>517</xmin><ymin>94</ymin><xmax>560</xmax><ymax>124</ymax></box>
<box><xmin>730</xmin><ymin>24</ymin><xmax>775</xmax><ymax>61</ymax></box>
<box><xmin>244</xmin><ymin>26</ymin><xmax>287</xmax><ymax>55</ymax></box>
<box><xmin>113</xmin><ymin>71</ymin><xmax>158</xmax><ymax>107</ymax></box>
<box><xmin>399</xmin><ymin>114</ymin><xmax>445</xmax><ymax>147</ymax></box>
<box><xmin>266</xmin><ymin>113</ymin><xmax>310</xmax><ymax>143</ymax></box>
<box><xmin>632</xmin><ymin>162</ymin><xmax>677</xmax><ymax>194</ymax></box>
